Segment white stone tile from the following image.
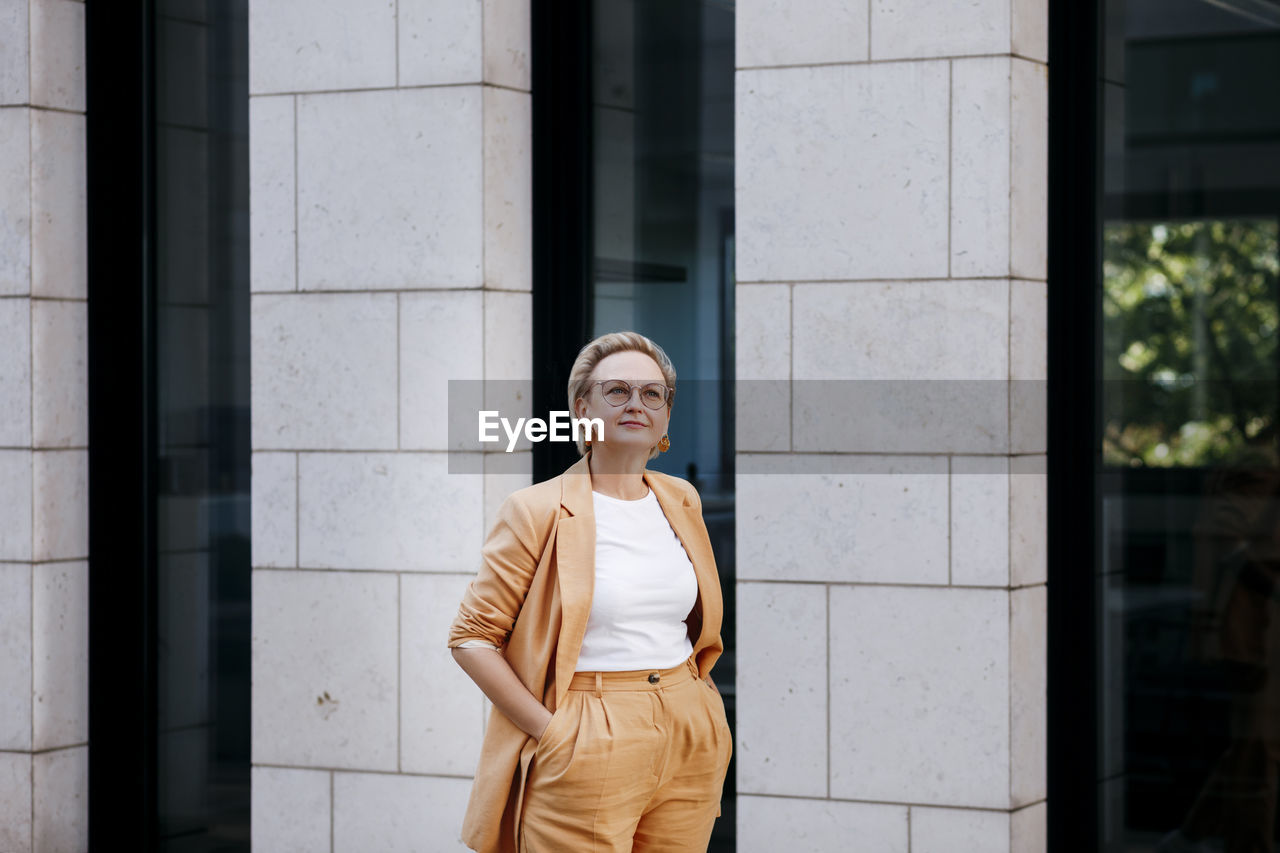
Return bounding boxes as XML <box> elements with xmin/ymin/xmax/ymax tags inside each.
<box><xmin>951</xmin><ymin>57</ymin><xmax>1010</xmax><ymax>278</ymax></box>
<box><xmin>0</xmin><ymin>450</ymin><xmax>32</xmax><ymax>561</ymax></box>
<box><xmin>482</xmin><ymin>87</ymin><xmax>531</xmax><ymax>292</ymax></box>
<box><xmin>1011</xmin><ymin>584</ymin><xmax>1046</xmax><ymax>806</ymax></box>
<box><xmin>333</xmin><ymin>772</ymin><xmax>471</xmax><ymax>852</ymax></box>
<box><xmin>1011</xmin><ymin>279</ymin><xmax>1046</xmax><ymax>454</ymax></box>
<box><xmin>401</xmin><ymin>573</ymin><xmax>484</xmax><ymax>775</ymax></box>
<box><xmin>1011</xmin><ymin>800</ymin><xmax>1047</xmax><ymax>853</ymax></box>
<box><xmin>31</xmin><ymin>298</ymin><xmax>86</xmax><ymax>448</ymax></box>
<box><xmin>29</xmin><ymin>0</ymin><xmax>84</xmax><ymax>112</ymax></box>
<box><xmin>483</xmin><ymin>290</ymin><xmax>531</xmax><ymax>379</ymax></box>
<box><xmin>32</xmin><ymin>745</ymin><xmax>87</xmax><ymax>853</ymax></box>
<box><xmin>249</xmin><ymin>0</ymin><xmax>396</xmax><ymax>94</ymax></box>
<box><xmin>829</xmin><ymin>585</ymin><xmax>1009</xmax><ymax>807</ymax></box>
<box><xmin>481</xmin><ymin>290</ymin><xmax>532</xmax><ymax>455</ymax></box>
<box><xmin>158</xmin><ymin>552</ymin><xmax>209</xmax><ymax>731</ymax></box>
<box><xmin>737</xmin><ymin>63</ymin><xmax>949</xmax><ymax>283</ymax></box>
<box><xmin>0</xmin><ymin>563</ymin><xmax>31</xmax><ymax>751</ymax></box>
<box><xmin>31</xmin><ymin>449</ymin><xmax>86</xmax><ymax>562</ymax></box>
<box><xmin>0</xmin><ymin>0</ymin><xmax>28</xmax><ymax>105</ymax></box>
<box><xmin>736</xmin><ymin>284</ymin><xmax>789</xmax><ymax>380</ymax></box>
<box><xmin>0</xmin><ymin>297</ymin><xmax>31</xmax><ymax>446</ymax></box>
<box><xmin>397</xmin><ymin>0</ymin><xmax>481</xmax><ymax>86</ymax></box>
<box><xmin>400</xmin><ymin>291</ymin><xmax>483</xmax><ymax>451</ymax></box>
<box><xmin>737</xmin><ymin>0</ymin><xmax>870</xmax><ymax>68</ymax></box>
<box><xmin>251</xmin><ymin>292</ymin><xmax>398</xmax><ymax>450</ymax></box>
<box><xmin>1009</xmin><ymin>455</ymin><xmax>1046</xmax><ymax>586</ymax></box>
<box><xmin>1010</xmin><ymin>278</ymin><xmax>1046</xmax><ymax>381</ymax></box>
<box><xmin>252</xmin><ymin>452</ymin><xmax>297</xmax><ymax>568</ymax></box>
<box><xmin>299</xmin><ymin>452</ymin><xmax>482</xmax><ymax>572</ymax></box>
<box><xmin>736</xmin><ymin>379</ymin><xmax>790</xmax><ymax>453</ymax></box>
<box><xmin>1010</xmin><ymin>58</ymin><xmax>1048</xmax><ymax>282</ymax></box>
<box><xmin>951</xmin><ymin>455</ymin><xmax>1009</xmax><ymax>587</ymax></box>
<box><xmin>296</xmin><ymin>87</ymin><xmax>483</xmax><ymax>290</ymax></box>
<box><xmin>793</xmin><ymin>378</ymin><xmax>1007</xmax><ymax>455</ymax></box>
<box><xmin>482</xmin><ymin>0</ymin><xmax>530</xmax><ymax>90</ymax></box>
<box><xmin>1012</xmin><ymin>0</ymin><xmax>1048</xmax><ymax>64</ymax></box>
<box><xmin>250</xmin><ymin>766</ymin><xmax>331</xmax><ymax>853</ymax></box>
<box><xmin>30</xmin><ymin>109</ymin><xmax>85</xmax><ymax>300</ymax></box>
<box><xmin>0</xmin><ymin>752</ymin><xmax>31</xmax><ymax>853</ymax></box>
<box><xmin>252</xmin><ymin>570</ymin><xmax>398</xmax><ymax>770</ymax></box>
<box><xmin>793</xmin><ymin>281</ymin><xmax>1008</xmax><ymax>380</ymax></box>
<box><xmin>911</xmin><ymin>806</ymin><xmax>1010</xmax><ymax>853</ymax></box>
<box><xmin>482</xmin><ymin>453</ymin><xmax>531</xmax><ymax>533</ymax></box>
<box><xmin>249</xmin><ymin>95</ymin><xmax>296</xmax><ymax>293</ymax></box>
<box><xmin>737</xmin><ymin>796</ymin><xmax>908</xmax><ymax>853</ymax></box>
<box><xmin>0</xmin><ymin>107</ymin><xmax>30</xmax><ymax>295</ymax></box>
<box><xmin>737</xmin><ymin>458</ymin><xmax>948</xmax><ymax>584</ymax></box>
<box><xmin>735</xmin><ymin>583</ymin><xmax>826</xmax><ymax>797</ymax></box>
<box><xmin>870</xmin><ymin>0</ymin><xmax>1010</xmax><ymax>60</ymax></box>
<box><xmin>31</xmin><ymin>560</ymin><xmax>87</xmax><ymax>750</ymax></box>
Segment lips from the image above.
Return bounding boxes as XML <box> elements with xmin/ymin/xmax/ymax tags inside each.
<box><xmin>619</xmin><ymin>421</ymin><xmax>647</xmax><ymax>427</ymax></box>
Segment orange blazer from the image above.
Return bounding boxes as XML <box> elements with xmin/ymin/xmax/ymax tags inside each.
<box><xmin>446</xmin><ymin>451</ymin><xmax>725</xmax><ymax>853</ymax></box>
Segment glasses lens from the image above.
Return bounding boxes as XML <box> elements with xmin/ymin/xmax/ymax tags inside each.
<box><xmin>601</xmin><ymin>380</ymin><xmax>631</xmax><ymax>405</ymax></box>
<box><xmin>641</xmin><ymin>383</ymin><xmax>667</xmax><ymax>409</ymax></box>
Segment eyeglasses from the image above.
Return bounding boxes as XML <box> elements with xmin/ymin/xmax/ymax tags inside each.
<box><xmin>589</xmin><ymin>380</ymin><xmax>674</xmax><ymax>409</ymax></box>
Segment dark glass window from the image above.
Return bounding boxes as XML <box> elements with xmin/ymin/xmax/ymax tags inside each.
<box><xmin>532</xmin><ymin>1</ymin><xmax>735</xmax><ymax>847</ymax></box>
<box><xmin>1093</xmin><ymin>2</ymin><xmax>1280</xmax><ymax>849</ymax></box>
<box><xmin>87</xmin><ymin>1</ymin><xmax>250</xmax><ymax>848</ymax></box>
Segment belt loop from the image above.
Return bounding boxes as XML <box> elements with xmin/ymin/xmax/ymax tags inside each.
<box><xmin>594</xmin><ymin>671</ymin><xmax>603</xmax><ymax>698</ymax></box>
<box><xmin>687</xmin><ymin>657</ymin><xmax>698</xmax><ymax>679</ymax></box>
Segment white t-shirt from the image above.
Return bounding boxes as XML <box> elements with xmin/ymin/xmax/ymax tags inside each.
<box><xmin>573</xmin><ymin>486</ymin><xmax>698</xmax><ymax>672</ymax></box>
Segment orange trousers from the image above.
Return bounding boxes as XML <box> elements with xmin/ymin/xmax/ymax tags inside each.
<box><xmin>519</xmin><ymin>656</ymin><xmax>733</xmax><ymax>852</ymax></box>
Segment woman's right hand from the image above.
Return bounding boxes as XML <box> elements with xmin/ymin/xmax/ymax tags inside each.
<box><xmin>450</xmin><ymin>646</ymin><xmax>555</xmax><ymax>739</ymax></box>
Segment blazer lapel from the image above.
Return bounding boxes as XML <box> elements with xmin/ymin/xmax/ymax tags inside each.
<box><xmin>553</xmin><ymin>454</ymin><xmax>595</xmax><ymax>703</ymax></box>
<box><xmin>644</xmin><ymin>469</ymin><xmax>720</xmax><ymax>655</ymax></box>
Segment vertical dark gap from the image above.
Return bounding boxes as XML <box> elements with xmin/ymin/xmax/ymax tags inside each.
<box><xmin>86</xmin><ymin>0</ymin><xmax>160</xmax><ymax>847</ymax></box>
<box><xmin>531</xmin><ymin>0</ymin><xmax>595</xmax><ymax>485</ymax></box>
<box><xmin>1047</xmin><ymin>0</ymin><xmax>1104</xmax><ymax>849</ymax></box>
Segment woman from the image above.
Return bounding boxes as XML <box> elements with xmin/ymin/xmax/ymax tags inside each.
<box><xmin>448</xmin><ymin>331</ymin><xmax>731</xmax><ymax>853</ymax></box>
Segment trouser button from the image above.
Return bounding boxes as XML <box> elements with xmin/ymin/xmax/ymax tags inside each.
<box><xmin>648</xmin><ymin>672</ymin><xmax>660</xmax><ymax>684</ymax></box>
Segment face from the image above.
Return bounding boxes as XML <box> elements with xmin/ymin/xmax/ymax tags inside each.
<box><xmin>574</xmin><ymin>350</ymin><xmax>671</xmax><ymax>455</ymax></box>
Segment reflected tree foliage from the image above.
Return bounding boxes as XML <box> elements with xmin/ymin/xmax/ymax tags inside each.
<box><xmin>1102</xmin><ymin>219</ymin><xmax>1280</xmax><ymax>466</ymax></box>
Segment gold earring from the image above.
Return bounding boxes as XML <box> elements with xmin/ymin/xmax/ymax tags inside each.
<box><xmin>658</xmin><ymin>434</ymin><xmax>670</xmax><ymax>452</ymax></box>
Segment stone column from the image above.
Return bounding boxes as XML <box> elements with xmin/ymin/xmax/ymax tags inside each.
<box><xmin>248</xmin><ymin>0</ymin><xmax>531</xmax><ymax>848</ymax></box>
<box><xmin>0</xmin><ymin>1</ymin><xmax>89</xmax><ymax>851</ymax></box>
<box><xmin>734</xmin><ymin>1</ymin><xmax>1048</xmax><ymax>850</ymax></box>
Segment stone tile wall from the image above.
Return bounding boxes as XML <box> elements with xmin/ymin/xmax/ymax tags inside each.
<box><xmin>0</xmin><ymin>1</ymin><xmax>89</xmax><ymax>850</ymax></box>
<box><xmin>734</xmin><ymin>1</ymin><xmax>1048</xmax><ymax>850</ymax></box>
<box><xmin>248</xmin><ymin>1</ymin><xmax>531</xmax><ymax>849</ymax></box>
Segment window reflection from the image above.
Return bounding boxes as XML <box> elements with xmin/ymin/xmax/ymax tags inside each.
<box><xmin>1098</xmin><ymin>1</ymin><xmax>1280</xmax><ymax>850</ymax></box>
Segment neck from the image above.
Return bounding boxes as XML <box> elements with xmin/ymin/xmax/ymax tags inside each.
<box><xmin>587</xmin><ymin>449</ymin><xmax>649</xmax><ymax>500</ymax></box>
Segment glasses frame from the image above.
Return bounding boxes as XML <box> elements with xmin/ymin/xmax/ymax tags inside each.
<box><xmin>588</xmin><ymin>379</ymin><xmax>676</xmax><ymax>410</ymax></box>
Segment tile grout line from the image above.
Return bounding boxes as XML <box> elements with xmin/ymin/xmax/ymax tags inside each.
<box><xmin>292</xmin><ymin>93</ymin><xmax>299</xmax><ymax>292</ymax></box>
<box><xmin>397</xmin><ymin>572</ymin><xmax>402</xmax><ymax>774</ymax></box>
<box><xmin>947</xmin><ymin>59</ymin><xmax>952</xmax><ymax>280</ymax></box>
<box><xmin>294</xmin><ymin>452</ymin><xmax>300</xmax><ymax>569</ymax></box>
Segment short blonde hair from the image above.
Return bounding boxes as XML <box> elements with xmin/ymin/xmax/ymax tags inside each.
<box><xmin>567</xmin><ymin>331</ymin><xmax>677</xmax><ymax>458</ymax></box>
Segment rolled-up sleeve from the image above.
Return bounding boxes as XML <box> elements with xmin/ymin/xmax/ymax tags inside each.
<box><xmin>447</xmin><ymin>492</ymin><xmax>544</xmax><ymax>650</ymax></box>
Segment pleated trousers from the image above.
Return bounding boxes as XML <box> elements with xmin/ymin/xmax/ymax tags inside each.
<box><xmin>519</xmin><ymin>656</ymin><xmax>733</xmax><ymax>852</ymax></box>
